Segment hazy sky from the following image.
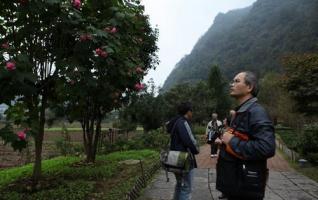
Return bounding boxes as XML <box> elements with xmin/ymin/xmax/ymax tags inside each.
<box><xmin>142</xmin><ymin>0</ymin><xmax>257</xmax><ymax>87</ymax></box>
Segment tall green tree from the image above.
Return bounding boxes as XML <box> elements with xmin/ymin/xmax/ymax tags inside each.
<box><xmin>207</xmin><ymin>65</ymin><xmax>231</xmax><ymax>118</ymax></box>
<box><xmin>120</xmin><ymin>79</ymin><xmax>165</xmax><ymax>132</ymax></box>
<box><xmin>161</xmin><ymin>81</ymin><xmax>215</xmax><ymax>123</ymax></box>
<box><xmin>282</xmin><ymin>53</ymin><xmax>318</xmax><ymax>116</ymax></box>
<box><xmin>258</xmin><ymin>72</ymin><xmax>303</xmax><ymax>127</ymax></box>
<box><xmin>162</xmin><ymin>83</ymin><xmax>194</xmax><ymax>120</ymax></box>
<box><xmin>191</xmin><ymin>81</ymin><xmax>215</xmax><ymax>123</ymax></box>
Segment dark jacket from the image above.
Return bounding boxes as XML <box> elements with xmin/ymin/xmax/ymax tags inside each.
<box><xmin>216</xmin><ymin>97</ymin><xmax>275</xmax><ymax>198</ymax></box>
<box><xmin>166</xmin><ymin>116</ymin><xmax>200</xmax><ymax>168</ymax></box>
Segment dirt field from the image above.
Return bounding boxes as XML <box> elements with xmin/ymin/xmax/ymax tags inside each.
<box><xmin>0</xmin><ymin>129</ymin><xmax>133</xmax><ymax>169</ymax></box>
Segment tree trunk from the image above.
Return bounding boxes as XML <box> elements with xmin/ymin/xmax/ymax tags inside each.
<box><xmin>84</xmin><ymin>109</ymin><xmax>95</xmax><ymax>163</ymax></box>
<box><xmin>82</xmin><ymin>107</ymin><xmax>103</xmax><ymax>163</ymax></box>
<box><xmin>92</xmin><ymin>113</ymin><xmax>102</xmax><ymax>161</ymax></box>
<box><xmin>32</xmin><ymin>94</ymin><xmax>47</xmax><ymax>186</ymax></box>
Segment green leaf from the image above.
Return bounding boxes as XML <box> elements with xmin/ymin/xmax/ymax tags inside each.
<box><xmin>115</xmin><ymin>12</ymin><xmax>125</xmax><ymax>19</ymax></box>
<box><xmin>95</xmin><ymin>29</ymin><xmax>108</xmax><ymax>38</ymax></box>
<box><xmin>16</xmin><ymin>54</ymin><xmax>29</xmax><ymax>63</ymax></box>
<box><xmin>109</xmin><ymin>7</ymin><xmax>119</xmax><ymax>12</ymax></box>
<box><xmin>105</xmin><ymin>47</ymin><xmax>115</xmax><ymax>53</ymax></box>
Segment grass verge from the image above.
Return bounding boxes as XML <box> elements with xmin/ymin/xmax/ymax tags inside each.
<box><xmin>0</xmin><ymin>149</ymin><xmax>159</xmax><ymax>200</ymax></box>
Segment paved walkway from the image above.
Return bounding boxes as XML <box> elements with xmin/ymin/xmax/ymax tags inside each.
<box><xmin>139</xmin><ymin>145</ymin><xmax>318</xmax><ymax>200</ymax></box>
<box><xmin>196</xmin><ymin>144</ymin><xmax>293</xmax><ymax>171</ymax></box>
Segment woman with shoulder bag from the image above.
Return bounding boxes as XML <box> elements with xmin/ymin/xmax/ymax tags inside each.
<box><xmin>166</xmin><ymin>102</ymin><xmax>200</xmax><ymax>200</ymax></box>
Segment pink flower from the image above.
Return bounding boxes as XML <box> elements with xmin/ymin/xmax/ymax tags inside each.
<box><xmin>17</xmin><ymin>131</ymin><xmax>26</xmax><ymax>141</ymax></box>
<box><xmin>134</xmin><ymin>83</ymin><xmax>145</xmax><ymax>91</ymax></box>
<box><xmin>72</xmin><ymin>0</ymin><xmax>81</xmax><ymax>9</ymax></box>
<box><xmin>135</xmin><ymin>67</ymin><xmax>144</xmax><ymax>74</ymax></box>
<box><xmin>95</xmin><ymin>48</ymin><xmax>108</xmax><ymax>58</ymax></box>
<box><xmin>104</xmin><ymin>26</ymin><xmax>117</xmax><ymax>34</ymax></box>
<box><xmin>110</xmin><ymin>27</ymin><xmax>117</xmax><ymax>33</ymax></box>
<box><xmin>100</xmin><ymin>51</ymin><xmax>108</xmax><ymax>58</ymax></box>
<box><xmin>95</xmin><ymin>48</ymin><xmax>102</xmax><ymax>54</ymax></box>
<box><xmin>79</xmin><ymin>34</ymin><xmax>92</xmax><ymax>41</ymax></box>
<box><xmin>1</xmin><ymin>42</ymin><xmax>9</xmax><ymax>49</ymax></box>
<box><xmin>6</xmin><ymin>62</ymin><xmax>16</xmax><ymax>71</ymax></box>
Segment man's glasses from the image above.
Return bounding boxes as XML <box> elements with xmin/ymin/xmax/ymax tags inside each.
<box><xmin>229</xmin><ymin>79</ymin><xmax>241</xmax><ymax>85</ymax></box>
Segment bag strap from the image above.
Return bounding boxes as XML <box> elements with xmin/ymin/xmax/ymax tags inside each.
<box><xmin>165</xmin><ymin>117</ymin><xmax>182</xmax><ymax>149</ymax></box>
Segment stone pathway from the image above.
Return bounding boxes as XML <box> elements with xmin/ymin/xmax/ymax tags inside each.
<box><xmin>209</xmin><ymin>169</ymin><xmax>318</xmax><ymax>200</ymax></box>
<box><xmin>196</xmin><ymin>144</ymin><xmax>293</xmax><ymax>171</ymax></box>
<box><xmin>139</xmin><ymin>145</ymin><xmax>318</xmax><ymax>200</ymax></box>
<box><xmin>139</xmin><ymin>169</ymin><xmax>211</xmax><ymax>200</ymax></box>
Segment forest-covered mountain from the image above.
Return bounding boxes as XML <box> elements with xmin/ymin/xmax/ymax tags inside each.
<box><xmin>162</xmin><ymin>0</ymin><xmax>318</xmax><ymax>91</ymax></box>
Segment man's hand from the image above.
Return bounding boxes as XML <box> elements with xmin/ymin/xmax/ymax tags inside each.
<box><xmin>222</xmin><ymin>132</ymin><xmax>234</xmax><ymax>144</ymax></box>
<box><xmin>215</xmin><ymin>138</ymin><xmax>222</xmax><ymax>145</ymax></box>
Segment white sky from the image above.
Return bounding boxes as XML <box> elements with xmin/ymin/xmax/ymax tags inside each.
<box><xmin>142</xmin><ymin>0</ymin><xmax>257</xmax><ymax>87</ymax></box>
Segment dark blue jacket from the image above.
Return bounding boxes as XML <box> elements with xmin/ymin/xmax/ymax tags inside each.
<box><xmin>216</xmin><ymin>97</ymin><xmax>276</xmax><ymax>198</ymax></box>
<box><xmin>221</xmin><ymin>97</ymin><xmax>275</xmax><ymax>160</ymax></box>
<box><xmin>166</xmin><ymin>116</ymin><xmax>200</xmax><ymax>168</ymax></box>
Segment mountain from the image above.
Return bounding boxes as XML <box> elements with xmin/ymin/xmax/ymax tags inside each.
<box><xmin>162</xmin><ymin>0</ymin><xmax>318</xmax><ymax>91</ymax></box>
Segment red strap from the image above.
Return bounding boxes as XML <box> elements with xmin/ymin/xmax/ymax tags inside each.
<box><xmin>224</xmin><ymin>128</ymin><xmax>249</xmax><ymax>159</ymax></box>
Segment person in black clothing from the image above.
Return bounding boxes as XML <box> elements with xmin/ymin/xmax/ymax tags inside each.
<box><xmin>166</xmin><ymin>102</ymin><xmax>200</xmax><ymax>200</ymax></box>
<box><xmin>215</xmin><ymin>71</ymin><xmax>275</xmax><ymax>200</ymax></box>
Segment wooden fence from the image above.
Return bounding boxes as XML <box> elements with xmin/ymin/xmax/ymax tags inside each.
<box><xmin>276</xmin><ymin>138</ymin><xmax>299</xmax><ymax>162</ymax></box>
<box><xmin>126</xmin><ymin>159</ymin><xmax>161</xmax><ymax>200</ymax></box>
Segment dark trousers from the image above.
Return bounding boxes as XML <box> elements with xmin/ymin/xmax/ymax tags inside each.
<box><xmin>210</xmin><ymin>143</ymin><xmax>218</xmax><ymax>154</ymax></box>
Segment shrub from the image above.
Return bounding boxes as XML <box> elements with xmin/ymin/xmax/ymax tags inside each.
<box><xmin>298</xmin><ymin>128</ymin><xmax>318</xmax><ymax>165</ymax></box>
<box><xmin>54</xmin><ymin>125</ymin><xmax>84</xmax><ymax>156</ymax></box>
<box><xmin>98</xmin><ymin>129</ymin><xmax>169</xmax><ymax>154</ymax></box>
<box><xmin>193</xmin><ymin>124</ymin><xmax>206</xmax><ymax>135</ymax></box>
<box><xmin>276</xmin><ymin>128</ymin><xmax>299</xmax><ymax>150</ymax></box>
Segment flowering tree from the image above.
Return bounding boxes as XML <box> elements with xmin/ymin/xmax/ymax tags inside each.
<box><xmin>0</xmin><ymin>0</ymin><xmax>157</xmax><ymax>183</ymax></box>
<box><xmin>0</xmin><ymin>0</ymin><xmax>83</xmax><ymax>185</ymax></box>
<box><xmin>55</xmin><ymin>0</ymin><xmax>158</xmax><ymax>162</ymax></box>
<box><xmin>0</xmin><ymin>0</ymin><xmax>157</xmax><ymax>185</ymax></box>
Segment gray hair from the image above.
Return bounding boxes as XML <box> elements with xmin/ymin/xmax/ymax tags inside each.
<box><xmin>243</xmin><ymin>71</ymin><xmax>259</xmax><ymax>97</ymax></box>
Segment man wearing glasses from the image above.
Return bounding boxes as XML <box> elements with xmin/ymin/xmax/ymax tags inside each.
<box><xmin>215</xmin><ymin>71</ymin><xmax>275</xmax><ymax>200</ymax></box>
